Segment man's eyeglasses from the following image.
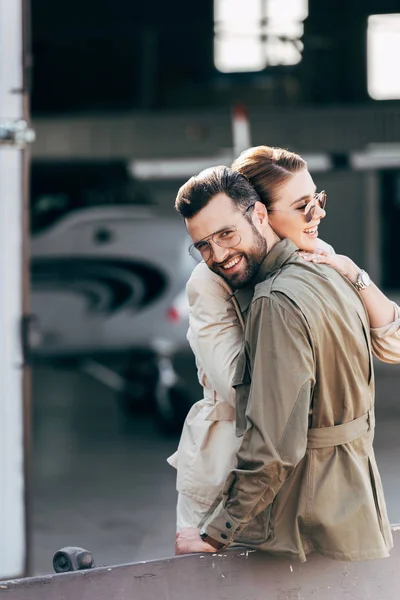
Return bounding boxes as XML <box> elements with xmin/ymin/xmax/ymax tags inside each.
<box><xmin>269</xmin><ymin>191</ymin><xmax>327</xmax><ymax>223</ymax></box>
<box><xmin>188</xmin><ymin>226</ymin><xmax>242</xmax><ymax>263</ymax></box>
<box><xmin>188</xmin><ymin>204</ymin><xmax>255</xmax><ymax>263</ymax></box>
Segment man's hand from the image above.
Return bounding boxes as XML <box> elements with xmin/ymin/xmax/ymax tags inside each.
<box><xmin>175</xmin><ymin>528</ymin><xmax>217</xmax><ymax>555</ymax></box>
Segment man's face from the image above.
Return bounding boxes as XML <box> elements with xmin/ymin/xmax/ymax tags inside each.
<box><xmin>186</xmin><ymin>193</ymin><xmax>268</xmax><ymax>289</ymax></box>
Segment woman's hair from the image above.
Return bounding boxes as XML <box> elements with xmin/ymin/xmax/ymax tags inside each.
<box><xmin>231</xmin><ymin>145</ymin><xmax>307</xmax><ymax>209</ymax></box>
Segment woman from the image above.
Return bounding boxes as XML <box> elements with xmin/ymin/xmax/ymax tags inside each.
<box><xmin>168</xmin><ymin>145</ymin><xmax>400</xmax><ymax>531</ymax></box>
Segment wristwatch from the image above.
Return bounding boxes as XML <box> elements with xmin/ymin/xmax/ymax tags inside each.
<box><xmin>199</xmin><ymin>528</ymin><xmax>226</xmax><ymax>550</ymax></box>
<box><xmin>354</xmin><ymin>269</ymin><xmax>371</xmax><ymax>292</ymax></box>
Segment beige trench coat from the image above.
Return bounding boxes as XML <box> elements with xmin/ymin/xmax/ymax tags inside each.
<box><xmin>168</xmin><ymin>256</ymin><xmax>400</xmax><ymax>530</ymax></box>
<box><xmin>201</xmin><ymin>240</ymin><xmax>393</xmax><ymax>561</ymax></box>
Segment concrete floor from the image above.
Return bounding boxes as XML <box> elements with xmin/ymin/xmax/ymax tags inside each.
<box><xmin>31</xmin><ymin>365</ymin><xmax>181</xmax><ymax>575</ymax></box>
<box><xmin>30</xmin><ymin>361</ymin><xmax>400</xmax><ymax>576</ymax></box>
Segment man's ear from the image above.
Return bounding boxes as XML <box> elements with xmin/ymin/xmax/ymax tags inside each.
<box><xmin>253</xmin><ymin>200</ymin><xmax>269</xmax><ymax>225</ymax></box>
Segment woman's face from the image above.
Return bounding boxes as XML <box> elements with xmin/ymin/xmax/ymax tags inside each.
<box><xmin>268</xmin><ymin>169</ymin><xmax>326</xmax><ymax>252</ymax></box>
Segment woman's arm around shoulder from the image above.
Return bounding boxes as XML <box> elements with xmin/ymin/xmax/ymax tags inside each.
<box><xmin>299</xmin><ymin>249</ymin><xmax>400</xmax><ymax>363</ymax></box>
<box><xmin>369</xmin><ymin>302</ymin><xmax>400</xmax><ymax>364</ymax></box>
<box><xmin>187</xmin><ymin>263</ymin><xmax>244</xmax><ymax>403</ymax></box>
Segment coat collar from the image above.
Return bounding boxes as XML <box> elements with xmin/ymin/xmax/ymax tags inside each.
<box><xmin>234</xmin><ymin>238</ymin><xmax>299</xmax><ymax>313</ymax></box>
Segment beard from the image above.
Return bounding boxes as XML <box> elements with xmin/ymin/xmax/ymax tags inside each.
<box><xmin>210</xmin><ymin>225</ymin><xmax>268</xmax><ymax>290</ymax></box>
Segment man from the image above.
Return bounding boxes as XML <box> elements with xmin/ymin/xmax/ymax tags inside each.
<box><xmin>174</xmin><ymin>164</ymin><xmax>392</xmax><ymax>562</ymax></box>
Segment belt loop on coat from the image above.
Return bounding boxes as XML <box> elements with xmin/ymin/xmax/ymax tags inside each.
<box><xmin>367</xmin><ymin>408</ymin><xmax>375</xmax><ymax>431</ymax></box>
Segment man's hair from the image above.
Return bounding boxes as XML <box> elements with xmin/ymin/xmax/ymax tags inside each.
<box><xmin>175</xmin><ymin>165</ymin><xmax>260</xmax><ymax>219</ymax></box>
<box><xmin>231</xmin><ymin>145</ymin><xmax>307</xmax><ymax>209</ymax></box>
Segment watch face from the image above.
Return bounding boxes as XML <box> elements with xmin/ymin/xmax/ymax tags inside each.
<box><xmin>361</xmin><ymin>270</ymin><xmax>371</xmax><ymax>287</ymax></box>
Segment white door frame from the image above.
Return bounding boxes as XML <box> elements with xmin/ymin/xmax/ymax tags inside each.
<box><xmin>0</xmin><ymin>0</ymin><xmax>32</xmax><ymax>579</ymax></box>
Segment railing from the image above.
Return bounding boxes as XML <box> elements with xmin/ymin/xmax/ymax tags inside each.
<box><xmin>1</xmin><ymin>527</ymin><xmax>399</xmax><ymax>600</ymax></box>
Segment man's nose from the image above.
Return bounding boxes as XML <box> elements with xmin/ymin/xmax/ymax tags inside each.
<box><xmin>210</xmin><ymin>241</ymin><xmax>230</xmax><ymax>263</ymax></box>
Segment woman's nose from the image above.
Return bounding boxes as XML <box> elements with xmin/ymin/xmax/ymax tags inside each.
<box><xmin>314</xmin><ymin>204</ymin><xmax>326</xmax><ymax>220</ymax></box>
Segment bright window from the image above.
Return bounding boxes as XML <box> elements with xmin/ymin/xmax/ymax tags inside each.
<box><xmin>214</xmin><ymin>0</ymin><xmax>308</xmax><ymax>73</ymax></box>
<box><xmin>368</xmin><ymin>14</ymin><xmax>400</xmax><ymax>100</ymax></box>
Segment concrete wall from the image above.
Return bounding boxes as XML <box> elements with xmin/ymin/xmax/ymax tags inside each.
<box><xmin>31</xmin><ymin>105</ymin><xmax>400</xmax><ymax>159</ymax></box>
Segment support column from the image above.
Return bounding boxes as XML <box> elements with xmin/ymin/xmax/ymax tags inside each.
<box><xmin>0</xmin><ymin>0</ymin><xmax>27</xmax><ymax>580</ymax></box>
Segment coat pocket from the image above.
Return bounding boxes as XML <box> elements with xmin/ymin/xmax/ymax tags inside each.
<box><xmin>234</xmin><ymin>505</ymin><xmax>272</xmax><ymax>545</ymax></box>
<box><xmin>358</xmin><ymin>314</ymin><xmax>374</xmax><ymax>385</ymax></box>
<box><xmin>231</xmin><ymin>343</ymin><xmax>251</xmax><ymax>437</ymax></box>
<box><xmin>368</xmin><ymin>454</ymin><xmax>389</xmax><ymax>541</ymax></box>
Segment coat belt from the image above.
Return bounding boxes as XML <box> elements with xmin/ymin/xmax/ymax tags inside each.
<box><xmin>307</xmin><ymin>409</ymin><xmax>375</xmax><ymax>449</ymax></box>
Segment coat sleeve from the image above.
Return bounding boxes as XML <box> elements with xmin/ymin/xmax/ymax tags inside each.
<box><xmin>186</xmin><ymin>265</ymin><xmax>243</xmax><ymax>406</ymax></box>
<box><xmin>317</xmin><ymin>238</ymin><xmax>335</xmax><ymax>255</ymax></box>
<box><xmin>370</xmin><ymin>302</ymin><xmax>400</xmax><ymax>364</ymax></box>
<box><xmin>202</xmin><ymin>293</ymin><xmax>315</xmax><ymax>545</ymax></box>
<box><xmin>318</xmin><ymin>241</ymin><xmax>400</xmax><ymax>363</ymax></box>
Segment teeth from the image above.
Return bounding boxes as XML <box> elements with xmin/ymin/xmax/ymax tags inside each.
<box><xmin>304</xmin><ymin>227</ymin><xmax>318</xmax><ymax>234</ymax></box>
<box><xmin>222</xmin><ymin>256</ymin><xmax>241</xmax><ymax>269</ymax></box>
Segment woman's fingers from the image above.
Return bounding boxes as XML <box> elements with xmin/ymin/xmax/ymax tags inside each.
<box><xmin>300</xmin><ymin>251</ymin><xmax>337</xmax><ymax>267</ymax></box>
<box><xmin>299</xmin><ymin>251</ymin><xmax>330</xmax><ymax>263</ymax></box>
<box><xmin>310</xmin><ymin>255</ymin><xmax>330</xmax><ymax>263</ymax></box>
<box><xmin>314</xmin><ymin>247</ymin><xmax>329</xmax><ymax>256</ymax></box>
<box><xmin>297</xmin><ymin>247</ymin><xmax>329</xmax><ymax>259</ymax></box>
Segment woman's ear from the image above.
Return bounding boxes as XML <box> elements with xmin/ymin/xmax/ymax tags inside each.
<box><xmin>253</xmin><ymin>200</ymin><xmax>269</xmax><ymax>225</ymax></box>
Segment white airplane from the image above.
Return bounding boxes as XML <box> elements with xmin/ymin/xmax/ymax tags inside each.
<box><xmin>30</xmin><ymin>161</ymin><xmax>194</xmax><ymax>432</ymax></box>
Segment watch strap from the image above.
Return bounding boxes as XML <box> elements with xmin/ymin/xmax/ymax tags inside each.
<box><xmin>199</xmin><ymin>529</ymin><xmax>226</xmax><ymax>550</ymax></box>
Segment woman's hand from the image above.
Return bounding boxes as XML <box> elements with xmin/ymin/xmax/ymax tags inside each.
<box><xmin>300</xmin><ymin>248</ymin><xmax>397</xmax><ymax>330</ymax></box>
<box><xmin>299</xmin><ymin>248</ymin><xmax>360</xmax><ymax>285</ymax></box>
<box><xmin>175</xmin><ymin>528</ymin><xmax>216</xmax><ymax>555</ymax></box>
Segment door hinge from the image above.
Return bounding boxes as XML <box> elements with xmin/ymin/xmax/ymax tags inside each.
<box><xmin>20</xmin><ymin>314</ymin><xmax>41</xmax><ymax>364</ymax></box>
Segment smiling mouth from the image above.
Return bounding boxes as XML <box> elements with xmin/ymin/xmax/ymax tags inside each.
<box><xmin>221</xmin><ymin>255</ymin><xmax>243</xmax><ymax>270</ymax></box>
<box><xmin>304</xmin><ymin>226</ymin><xmax>318</xmax><ymax>237</ymax></box>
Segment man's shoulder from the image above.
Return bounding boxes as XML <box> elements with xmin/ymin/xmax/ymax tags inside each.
<box><xmin>253</xmin><ymin>259</ymin><xmax>309</xmax><ymax>301</ymax></box>
<box><xmin>251</xmin><ymin>258</ymin><xmax>344</xmax><ymax>316</ymax></box>
<box><xmin>252</xmin><ymin>257</ymin><xmax>362</xmax><ymax>319</ymax></box>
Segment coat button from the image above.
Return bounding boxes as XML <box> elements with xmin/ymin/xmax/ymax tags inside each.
<box><xmin>221</xmin><ymin>533</ymin><xmax>228</xmax><ymax>540</ymax></box>
<box><xmin>225</xmin><ymin>522</ymin><xmax>232</xmax><ymax>529</ymax></box>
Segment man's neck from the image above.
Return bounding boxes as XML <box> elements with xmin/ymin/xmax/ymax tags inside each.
<box><xmin>250</xmin><ymin>232</ymin><xmax>280</xmax><ymax>288</ymax></box>
<box><xmin>234</xmin><ymin>238</ymin><xmax>299</xmax><ymax>313</ymax></box>
<box><xmin>265</xmin><ymin>229</ymin><xmax>281</xmax><ymax>255</ymax></box>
